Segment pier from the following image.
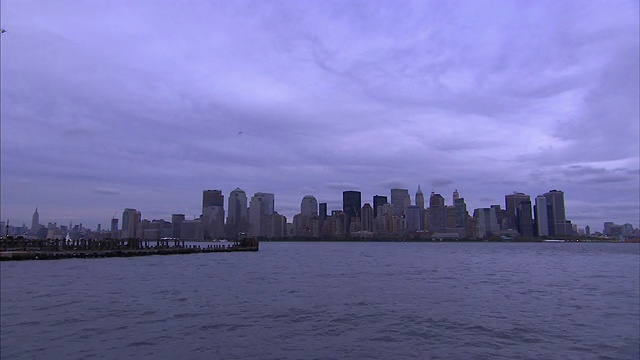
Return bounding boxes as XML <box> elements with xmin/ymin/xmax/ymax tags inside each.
<box><xmin>0</xmin><ymin>237</ymin><xmax>258</xmax><ymax>261</ymax></box>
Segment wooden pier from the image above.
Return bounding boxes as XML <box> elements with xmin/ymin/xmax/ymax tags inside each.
<box><xmin>0</xmin><ymin>237</ymin><xmax>259</xmax><ymax>261</ymax></box>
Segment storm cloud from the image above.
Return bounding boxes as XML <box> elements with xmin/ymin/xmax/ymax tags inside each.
<box><xmin>1</xmin><ymin>0</ymin><xmax>638</xmax><ymax>231</ymax></box>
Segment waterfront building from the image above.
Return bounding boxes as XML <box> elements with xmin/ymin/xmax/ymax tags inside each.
<box><xmin>202</xmin><ymin>190</ymin><xmax>225</xmax><ymax>240</ymax></box>
<box><xmin>171</xmin><ymin>214</ymin><xmax>185</xmax><ymax>238</ymax></box>
<box><xmin>505</xmin><ymin>192</ymin><xmax>530</xmax><ymax>231</ymax></box>
<box><xmin>319</xmin><ymin>202</ymin><xmax>327</xmax><ymax>229</ymax></box>
<box><xmin>373</xmin><ymin>195</ymin><xmax>388</xmax><ymax>218</ymax></box>
<box><xmin>249</xmin><ymin>192</ymin><xmax>275</xmax><ymax>237</ymax></box>
<box><xmin>517</xmin><ymin>200</ymin><xmax>534</xmax><ymax>237</ymax></box>
<box><xmin>534</xmin><ymin>196</ymin><xmax>550</xmax><ymax>236</ymax></box>
<box><xmin>415</xmin><ymin>186</ymin><xmax>425</xmax><ymax>209</ymax></box>
<box><xmin>343</xmin><ymin>191</ymin><xmax>361</xmax><ymax>233</ymax></box>
<box><xmin>226</xmin><ymin>188</ymin><xmax>248</xmax><ymax>238</ymax></box>
<box><xmin>110</xmin><ymin>218</ymin><xmax>119</xmax><ymax>239</ymax></box>
<box><xmin>543</xmin><ymin>190</ymin><xmax>572</xmax><ymax>236</ymax></box>
<box><xmin>122</xmin><ymin>208</ymin><xmax>140</xmax><ymax>239</ymax></box>
<box><xmin>180</xmin><ymin>219</ymin><xmax>202</xmax><ymax>240</ymax></box>
<box><xmin>473</xmin><ymin>208</ymin><xmax>499</xmax><ymax>238</ymax></box>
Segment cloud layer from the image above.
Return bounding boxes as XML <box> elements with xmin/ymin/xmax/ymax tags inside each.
<box><xmin>1</xmin><ymin>0</ymin><xmax>638</xmax><ymax>231</ymax></box>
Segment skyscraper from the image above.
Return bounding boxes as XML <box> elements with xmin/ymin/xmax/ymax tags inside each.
<box><xmin>343</xmin><ymin>191</ymin><xmax>362</xmax><ymax>232</ymax></box>
<box><xmin>415</xmin><ymin>186</ymin><xmax>425</xmax><ymax>209</ymax></box>
<box><xmin>31</xmin><ymin>207</ymin><xmax>39</xmax><ymax>234</ymax></box>
<box><xmin>202</xmin><ymin>190</ymin><xmax>224</xmax><ymax>240</ymax></box>
<box><xmin>171</xmin><ymin>214</ymin><xmax>185</xmax><ymax>238</ymax></box>
<box><xmin>227</xmin><ymin>188</ymin><xmax>248</xmax><ymax>237</ymax></box>
<box><xmin>301</xmin><ymin>195</ymin><xmax>318</xmax><ymax>216</ymax></box>
<box><xmin>428</xmin><ymin>192</ymin><xmax>446</xmax><ymax>233</ymax></box>
<box><xmin>505</xmin><ymin>192</ymin><xmax>531</xmax><ymax>231</ymax></box>
<box><xmin>361</xmin><ymin>203</ymin><xmax>374</xmax><ymax>232</ymax></box>
<box><xmin>517</xmin><ymin>201</ymin><xmax>534</xmax><ymax>237</ymax></box>
<box><xmin>534</xmin><ymin>195</ymin><xmax>549</xmax><ymax>236</ymax></box>
<box><xmin>390</xmin><ymin>188</ymin><xmax>411</xmax><ymax>215</ymax></box>
<box><xmin>249</xmin><ymin>192</ymin><xmax>275</xmax><ymax>237</ymax></box>
<box><xmin>544</xmin><ymin>190</ymin><xmax>572</xmax><ymax>236</ymax></box>
<box><xmin>122</xmin><ymin>208</ymin><xmax>140</xmax><ymax>239</ymax></box>
<box><xmin>373</xmin><ymin>195</ymin><xmax>388</xmax><ymax>218</ymax></box>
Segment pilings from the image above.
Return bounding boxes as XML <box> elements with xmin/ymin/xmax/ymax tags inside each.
<box><xmin>0</xmin><ymin>236</ymin><xmax>258</xmax><ymax>261</ymax></box>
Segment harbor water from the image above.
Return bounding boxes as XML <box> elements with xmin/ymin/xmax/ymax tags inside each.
<box><xmin>1</xmin><ymin>242</ymin><xmax>639</xmax><ymax>359</ymax></box>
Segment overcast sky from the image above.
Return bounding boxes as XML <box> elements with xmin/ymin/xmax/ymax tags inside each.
<box><xmin>1</xmin><ymin>0</ymin><xmax>638</xmax><ymax>231</ymax></box>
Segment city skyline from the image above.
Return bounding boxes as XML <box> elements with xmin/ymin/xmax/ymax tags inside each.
<box><xmin>3</xmin><ymin>185</ymin><xmax>637</xmax><ymax>235</ymax></box>
<box><xmin>1</xmin><ymin>1</ymin><xmax>639</xmax><ymax>229</ymax></box>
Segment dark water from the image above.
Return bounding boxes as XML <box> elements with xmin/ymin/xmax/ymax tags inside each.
<box><xmin>1</xmin><ymin>242</ymin><xmax>639</xmax><ymax>360</ymax></box>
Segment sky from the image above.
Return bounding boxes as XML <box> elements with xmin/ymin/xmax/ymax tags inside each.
<box><xmin>1</xmin><ymin>0</ymin><xmax>639</xmax><ymax>232</ymax></box>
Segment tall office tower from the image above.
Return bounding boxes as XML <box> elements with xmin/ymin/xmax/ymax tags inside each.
<box><xmin>171</xmin><ymin>214</ymin><xmax>185</xmax><ymax>238</ymax></box>
<box><xmin>373</xmin><ymin>195</ymin><xmax>388</xmax><ymax>218</ymax></box>
<box><xmin>544</xmin><ymin>190</ymin><xmax>571</xmax><ymax>236</ymax></box>
<box><xmin>226</xmin><ymin>188</ymin><xmax>248</xmax><ymax>237</ymax></box>
<box><xmin>454</xmin><ymin>197</ymin><xmax>468</xmax><ymax>229</ymax></box>
<box><xmin>110</xmin><ymin>218</ymin><xmax>119</xmax><ymax>238</ymax></box>
<box><xmin>319</xmin><ymin>203</ymin><xmax>328</xmax><ymax>227</ymax></box>
<box><xmin>517</xmin><ymin>201</ymin><xmax>534</xmax><ymax>237</ymax></box>
<box><xmin>202</xmin><ymin>190</ymin><xmax>224</xmax><ymax>240</ymax></box>
<box><xmin>453</xmin><ymin>189</ymin><xmax>460</xmax><ymax>203</ymax></box>
<box><xmin>473</xmin><ymin>208</ymin><xmax>499</xmax><ymax>238</ymax></box>
<box><xmin>428</xmin><ymin>192</ymin><xmax>446</xmax><ymax>233</ymax></box>
<box><xmin>505</xmin><ymin>192</ymin><xmax>531</xmax><ymax>231</ymax></box>
<box><xmin>415</xmin><ymin>186</ymin><xmax>425</xmax><ymax>209</ymax></box>
<box><xmin>361</xmin><ymin>203</ymin><xmax>374</xmax><ymax>232</ymax></box>
<box><xmin>342</xmin><ymin>191</ymin><xmax>362</xmax><ymax>233</ymax></box>
<box><xmin>405</xmin><ymin>205</ymin><xmax>424</xmax><ymax>231</ymax></box>
<box><xmin>249</xmin><ymin>192</ymin><xmax>275</xmax><ymax>237</ymax></box>
<box><xmin>585</xmin><ymin>225</ymin><xmax>591</xmax><ymax>235</ymax></box>
<box><xmin>534</xmin><ymin>195</ymin><xmax>549</xmax><ymax>236</ymax></box>
<box><xmin>122</xmin><ymin>208</ymin><xmax>140</xmax><ymax>239</ymax></box>
<box><xmin>31</xmin><ymin>208</ymin><xmax>39</xmax><ymax>234</ymax></box>
<box><xmin>301</xmin><ymin>195</ymin><xmax>318</xmax><ymax>216</ymax></box>
<box><xmin>390</xmin><ymin>188</ymin><xmax>411</xmax><ymax>215</ymax></box>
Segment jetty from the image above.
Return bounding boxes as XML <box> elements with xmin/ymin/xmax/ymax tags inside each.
<box><xmin>0</xmin><ymin>237</ymin><xmax>258</xmax><ymax>261</ymax></box>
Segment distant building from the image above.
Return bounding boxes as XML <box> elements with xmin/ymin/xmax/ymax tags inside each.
<box><xmin>373</xmin><ymin>195</ymin><xmax>388</xmax><ymax>218</ymax></box>
<box><xmin>428</xmin><ymin>192</ymin><xmax>446</xmax><ymax>233</ymax></box>
<box><xmin>544</xmin><ymin>190</ymin><xmax>572</xmax><ymax>236</ymax></box>
<box><xmin>405</xmin><ymin>205</ymin><xmax>424</xmax><ymax>231</ymax></box>
<box><xmin>390</xmin><ymin>188</ymin><xmax>411</xmax><ymax>216</ymax></box>
<box><xmin>122</xmin><ymin>208</ymin><xmax>141</xmax><ymax>239</ymax></box>
<box><xmin>415</xmin><ymin>186</ymin><xmax>425</xmax><ymax>209</ymax></box>
<box><xmin>473</xmin><ymin>208</ymin><xmax>499</xmax><ymax>238</ymax></box>
<box><xmin>171</xmin><ymin>214</ymin><xmax>185</xmax><ymax>238</ymax></box>
<box><xmin>110</xmin><ymin>218</ymin><xmax>119</xmax><ymax>239</ymax></box>
<box><xmin>517</xmin><ymin>201</ymin><xmax>534</xmax><ymax>237</ymax></box>
<box><xmin>202</xmin><ymin>190</ymin><xmax>224</xmax><ymax>240</ymax></box>
<box><xmin>343</xmin><ymin>191</ymin><xmax>361</xmax><ymax>233</ymax></box>
<box><xmin>31</xmin><ymin>208</ymin><xmax>39</xmax><ymax>235</ymax></box>
<box><xmin>226</xmin><ymin>188</ymin><xmax>248</xmax><ymax>238</ymax></box>
<box><xmin>534</xmin><ymin>196</ymin><xmax>550</xmax><ymax>236</ymax></box>
<box><xmin>505</xmin><ymin>192</ymin><xmax>530</xmax><ymax>231</ymax></box>
<box><xmin>249</xmin><ymin>192</ymin><xmax>275</xmax><ymax>237</ymax></box>
<box><xmin>361</xmin><ymin>203</ymin><xmax>374</xmax><ymax>232</ymax></box>
<box><xmin>301</xmin><ymin>195</ymin><xmax>318</xmax><ymax>216</ymax></box>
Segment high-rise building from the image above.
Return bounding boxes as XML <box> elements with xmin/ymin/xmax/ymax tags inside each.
<box><xmin>361</xmin><ymin>203</ymin><xmax>374</xmax><ymax>232</ymax></box>
<box><xmin>373</xmin><ymin>195</ymin><xmax>388</xmax><ymax>218</ymax></box>
<box><xmin>390</xmin><ymin>188</ymin><xmax>411</xmax><ymax>215</ymax></box>
<box><xmin>249</xmin><ymin>192</ymin><xmax>275</xmax><ymax>237</ymax></box>
<box><xmin>534</xmin><ymin>195</ymin><xmax>549</xmax><ymax>236</ymax></box>
<box><xmin>428</xmin><ymin>192</ymin><xmax>446</xmax><ymax>233</ymax></box>
<box><xmin>301</xmin><ymin>195</ymin><xmax>318</xmax><ymax>216</ymax></box>
<box><xmin>122</xmin><ymin>208</ymin><xmax>140</xmax><ymax>239</ymax></box>
<box><xmin>505</xmin><ymin>192</ymin><xmax>530</xmax><ymax>230</ymax></box>
<box><xmin>454</xmin><ymin>197</ymin><xmax>468</xmax><ymax>230</ymax></box>
<box><xmin>517</xmin><ymin>201</ymin><xmax>534</xmax><ymax>237</ymax></box>
<box><xmin>473</xmin><ymin>208</ymin><xmax>499</xmax><ymax>238</ymax></box>
<box><xmin>171</xmin><ymin>214</ymin><xmax>185</xmax><ymax>238</ymax></box>
<box><xmin>226</xmin><ymin>188</ymin><xmax>248</xmax><ymax>237</ymax></box>
<box><xmin>453</xmin><ymin>189</ymin><xmax>460</xmax><ymax>203</ymax></box>
<box><xmin>319</xmin><ymin>203</ymin><xmax>328</xmax><ymax>228</ymax></box>
<box><xmin>202</xmin><ymin>190</ymin><xmax>224</xmax><ymax>240</ymax></box>
<box><xmin>405</xmin><ymin>205</ymin><xmax>424</xmax><ymax>231</ymax></box>
<box><xmin>544</xmin><ymin>190</ymin><xmax>572</xmax><ymax>236</ymax></box>
<box><xmin>415</xmin><ymin>186</ymin><xmax>425</xmax><ymax>209</ymax></box>
<box><xmin>31</xmin><ymin>207</ymin><xmax>39</xmax><ymax>234</ymax></box>
<box><xmin>343</xmin><ymin>191</ymin><xmax>361</xmax><ymax>232</ymax></box>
